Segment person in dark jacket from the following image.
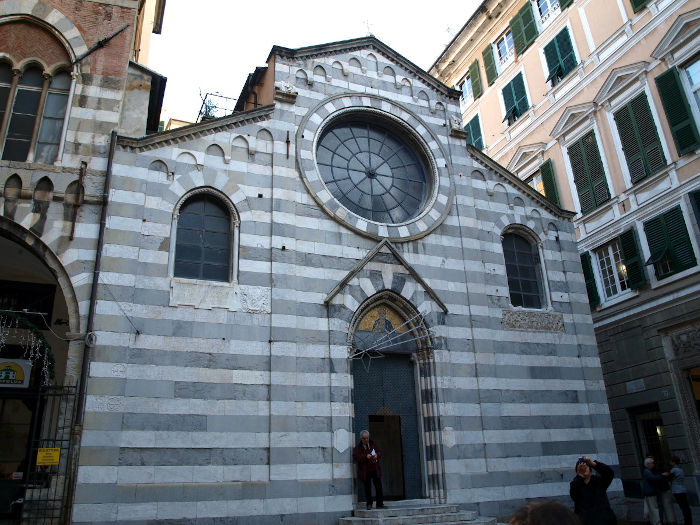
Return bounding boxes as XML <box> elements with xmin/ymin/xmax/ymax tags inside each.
<box><xmin>352</xmin><ymin>430</ymin><xmax>387</xmax><ymax>510</ymax></box>
<box><xmin>569</xmin><ymin>456</ymin><xmax>617</xmax><ymax>525</ymax></box>
<box><xmin>641</xmin><ymin>457</ymin><xmax>671</xmax><ymax>525</ymax></box>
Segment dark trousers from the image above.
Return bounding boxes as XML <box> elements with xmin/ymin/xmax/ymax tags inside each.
<box><xmin>362</xmin><ymin>471</ymin><xmax>383</xmax><ymax>507</ymax></box>
<box><xmin>673</xmin><ymin>492</ymin><xmax>692</xmax><ymax>525</ymax></box>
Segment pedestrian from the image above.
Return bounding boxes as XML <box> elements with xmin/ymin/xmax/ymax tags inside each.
<box><xmin>508</xmin><ymin>500</ymin><xmax>581</xmax><ymax>525</ymax></box>
<box><xmin>668</xmin><ymin>456</ymin><xmax>692</xmax><ymax>525</ymax></box>
<box><xmin>569</xmin><ymin>456</ymin><xmax>617</xmax><ymax>525</ymax></box>
<box><xmin>641</xmin><ymin>456</ymin><xmax>671</xmax><ymax>525</ymax></box>
<box><xmin>352</xmin><ymin>430</ymin><xmax>387</xmax><ymax>510</ymax></box>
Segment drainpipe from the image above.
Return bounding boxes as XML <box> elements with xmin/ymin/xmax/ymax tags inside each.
<box><xmin>76</xmin><ymin>129</ymin><xmax>118</xmax><ymax>426</ymax></box>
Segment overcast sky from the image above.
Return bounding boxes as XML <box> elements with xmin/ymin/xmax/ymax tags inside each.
<box><xmin>148</xmin><ymin>0</ymin><xmax>481</xmax><ymax>122</ymax></box>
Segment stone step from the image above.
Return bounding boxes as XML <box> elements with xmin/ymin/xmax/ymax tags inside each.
<box><xmin>340</xmin><ymin>518</ymin><xmax>496</xmax><ymax>525</ymax></box>
<box><xmin>340</xmin><ymin>511</ymin><xmax>494</xmax><ymax>525</ymax></box>
<box><xmin>354</xmin><ymin>504</ymin><xmax>463</xmax><ymax>518</ymax></box>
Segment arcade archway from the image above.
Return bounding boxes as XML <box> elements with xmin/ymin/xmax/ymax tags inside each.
<box><xmin>0</xmin><ymin>223</ymin><xmax>81</xmax><ymax>522</ymax></box>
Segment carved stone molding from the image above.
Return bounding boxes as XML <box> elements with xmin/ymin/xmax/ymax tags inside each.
<box><xmin>274</xmin><ymin>81</ymin><xmax>298</xmax><ymax>104</ymax></box>
<box><xmin>670</xmin><ymin>326</ymin><xmax>700</xmax><ymax>358</ymax></box>
<box><xmin>502</xmin><ymin>309</ymin><xmax>564</xmax><ymax>332</ymax></box>
<box><xmin>170</xmin><ymin>279</ymin><xmax>271</xmax><ymax>313</ymax></box>
<box><xmin>663</xmin><ymin>322</ymin><xmax>700</xmax><ymax>469</ymax></box>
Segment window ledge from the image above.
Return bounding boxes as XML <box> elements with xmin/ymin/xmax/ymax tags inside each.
<box><xmin>577</xmin><ymin>198</ymin><xmax>618</xmax><ymax>237</ymax></box>
<box><xmin>502</xmin><ymin>308</ymin><xmax>564</xmax><ymax>332</ymax></box>
<box><xmin>546</xmin><ymin>65</ymin><xmax>582</xmax><ymax>102</ymax></box>
<box><xmin>628</xmin><ymin>165</ymin><xmax>676</xmax><ymax>208</ymax></box>
<box><xmin>169</xmin><ymin>277</ymin><xmax>270</xmax><ymax>313</ymax></box>
<box><xmin>595</xmin><ymin>289</ymin><xmax>638</xmax><ymax>311</ymax></box>
<box><xmin>649</xmin><ymin>265</ymin><xmax>700</xmax><ymax>291</ymax></box>
<box><xmin>0</xmin><ymin>159</ymin><xmax>63</xmax><ymax>172</ymax></box>
<box><xmin>460</xmin><ymin>95</ymin><xmax>475</xmax><ymax>112</ymax></box>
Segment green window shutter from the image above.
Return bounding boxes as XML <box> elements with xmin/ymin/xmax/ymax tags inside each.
<box><xmin>559</xmin><ymin>0</ymin><xmax>574</xmax><ymax>8</ymax></box>
<box><xmin>469</xmin><ymin>60</ymin><xmax>483</xmax><ymax>100</ymax></box>
<box><xmin>614</xmin><ymin>93</ymin><xmax>666</xmax><ymax>183</ymax></box>
<box><xmin>543</xmin><ymin>39</ymin><xmax>561</xmax><ymax>83</ymax></box>
<box><xmin>568</xmin><ymin>139</ymin><xmax>594</xmax><ymax>214</ymax></box>
<box><xmin>510</xmin><ymin>9</ymin><xmax>526</xmax><ymax>57</ymax></box>
<box><xmin>614</xmin><ymin>102</ymin><xmax>644</xmax><ymax>183</ymax></box>
<box><xmin>545</xmin><ymin>29</ymin><xmax>577</xmax><ymax>84</ymax></box>
<box><xmin>664</xmin><ymin>206</ymin><xmax>696</xmax><ymax>272</ymax></box>
<box><xmin>580</xmin><ymin>252</ymin><xmax>600</xmax><ymax>308</ymax></box>
<box><xmin>483</xmin><ymin>45</ymin><xmax>498</xmax><ymax>86</ymax></box>
<box><xmin>631</xmin><ymin>0</ymin><xmax>651</xmax><ymax>13</ymax></box>
<box><xmin>655</xmin><ymin>67</ymin><xmax>700</xmax><ymax>156</ymax></box>
<box><xmin>510</xmin><ymin>3</ymin><xmax>538</xmax><ymax>55</ymax></box>
<box><xmin>692</xmin><ymin>190</ymin><xmax>700</xmax><ymax>226</ymax></box>
<box><xmin>465</xmin><ymin>115</ymin><xmax>483</xmax><ymax>150</ymax></box>
<box><xmin>539</xmin><ymin>159</ymin><xmax>560</xmax><ymax>206</ymax></box>
<box><xmin>583</xmin><ymin>131</ymin><xmax>610</xmax><ymax>208</ymax></box>
<box><xmin>618</xmin><ymin>228</ymin><xmax>646</xmax><ymax>289</ymax></box>
<box><xmin>512</xmin><ymin>73</ymin><xmax>529</xmax><ymax>116</ymax></box>
<box><xmin>568</xmin><ymin>131</ymin><xmax>610</xmax><ymax>214</ymax></box>
<box><xmin>556</xmin><ymin>29</ymin><xmax>577</xmax><ymax>78</ymax></box>
<box><xmin>502</xmin><ymin>80</ymin><xmax>516</xmax><ymax>122</ymax></box>
<box><xmin>502</xmin><ymin>73</ymin><xmax>529</xmax><ymax>123</ymax></box>
<box><xmin>643</xmin><ymin>215</ymin><xmax>668</xmax><ymax>267</ymax></box>
<box><xmin>520</xmin><ymin>3</ymin><xmax>539</xmax><ymax>52</ymax></box>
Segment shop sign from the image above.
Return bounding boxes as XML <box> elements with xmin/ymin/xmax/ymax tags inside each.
<box><xmin>0</xmin><ymin>359</ymin><xmax>31</xmax><ymax>388</ymax></box>
<box><xmin>36</xmin><ymin>448</ymin><xmax>60</xmax><ymax>466</ymax></box>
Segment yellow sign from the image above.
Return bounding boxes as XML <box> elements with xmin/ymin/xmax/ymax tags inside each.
<box><xmin>36</xmin><ymin>448</ymin><xmax>60</xmax><ymax>466</ymax></box>
<box><xmin>0</xmin><ymin>360</ymin><xmax>31</xmax><ymax>388</ymax></box>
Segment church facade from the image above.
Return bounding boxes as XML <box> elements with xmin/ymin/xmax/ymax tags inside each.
<box><xmin>0</xmin><ymin>2</ymin><xmax>619</xmax><ymax>523</ymax></box>
<box><xmin>71</xmin><ymin>38</ymin><xmax>620</xmax><ymax>523</ymax></box>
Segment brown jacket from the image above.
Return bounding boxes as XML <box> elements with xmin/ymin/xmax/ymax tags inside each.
<box><xmin>352</xmin><ymin>440</ymin><xmax>383</xmax><ymax>481</ymax></box>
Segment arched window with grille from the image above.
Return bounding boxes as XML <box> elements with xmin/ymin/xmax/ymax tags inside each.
<box><xmin>502</xmin><ymin>231</ymin><xmax>545</xmax><ymax>309</ymax></box>
<box><xmin>173</xmin><ymin>191</ymin><xmax>238</xmax><ymax>282</ymax></box>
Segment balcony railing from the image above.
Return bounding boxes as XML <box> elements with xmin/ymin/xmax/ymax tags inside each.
<box><xmin>539</xmin><ymin>0</ymin><xmax>561</xmax><ymax>25</ymax></box>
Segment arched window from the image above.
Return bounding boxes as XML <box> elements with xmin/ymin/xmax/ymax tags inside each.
<box><xmin>0</xmin><ymin>63</ymin><xmax>71</xmax><ymax>163</ymax></box>
<box><xmin>3</xmin><ymin>66</ymin><xmax>43</xmax><ymax>161</ymax></box>
<box><xmin>35</xmin><ymin>71</ymin><xmax>71</xmax><ymax>163</ymax></box>
<box><xmin>502</xmin><ymin>232</ymin><xmax>543</xmax><ymax>309</ymax></box>
<box><xmin>174</xmin><ymin>193</ymin><xmax>232</xmax><ymax>282</ymax></box>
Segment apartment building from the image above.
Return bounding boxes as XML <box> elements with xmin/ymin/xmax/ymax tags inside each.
<box><xmin>432</xmin><ymin>0</ymin><xmax>700</xmax><ymax>499</ymax></box>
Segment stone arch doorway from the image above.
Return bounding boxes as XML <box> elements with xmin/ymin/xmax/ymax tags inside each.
<box><xmin>349</xmin><ymin>291</ymin><xmax>443</xmax><ymax>502</ymax></box>
<box><xmin>0</xmin><ymin>219</ymin><xmax>82</xmax><ymax>521</ymax></box>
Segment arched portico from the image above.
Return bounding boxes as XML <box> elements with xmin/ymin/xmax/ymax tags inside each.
<box><xmin>0</xmin><ymin>216</ymin><xmax>84</xmax><ymax>522</ymax></box>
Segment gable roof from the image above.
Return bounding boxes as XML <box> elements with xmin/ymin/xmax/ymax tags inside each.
<box><xmin>325</xmin><ymin>238</ymin><xmax>449</xmax><ymax>313</ymax></box>
<box><xmin>507</xmin><ymin>142</ymin><xmax>548</xmax><ymax>173</ymax></box>
<box><xmin>270</xmin><ymin>36</ymin><xmax>460</xmax><ymax>99</ymax></box>
<box><xmin>651</xmin><ymin>7</ymin><xmax>700</xmax><ymax>63</ymax></box>
<box><xmin>466</xmin><ymin>145</ymin><xmax>575</xmax><ymax>220</ymax></box>
<box><xmin>550</xmin><ymin>102</ymin><xmax>596</xmax><ymax>139</ymax></box>
<box><xmin>593</xmin><ymin>61</ymin><xmax>649</xmax><ymax>106</ymax></box>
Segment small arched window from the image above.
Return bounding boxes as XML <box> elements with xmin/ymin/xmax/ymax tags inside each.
<box><xmin>502</xmin><ymin>232</ymin><xmax>543</xmax><ymax>309</ymax></box>
<box><xmin>174</xmin><ymin>193</ymin><xmax>232</xmax><ymax>282</ymax></box>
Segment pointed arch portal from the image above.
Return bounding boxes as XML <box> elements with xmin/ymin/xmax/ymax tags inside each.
<box><xmin>348</xmin><ymin>291</ymin><xmax>446</xmax><ymax>503</ymax></box>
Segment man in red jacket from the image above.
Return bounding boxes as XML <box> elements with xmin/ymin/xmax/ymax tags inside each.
<box><xmin>352</xmin><ymin>430</ymin><xmax>387</xmax><ymax>510</ymax></box>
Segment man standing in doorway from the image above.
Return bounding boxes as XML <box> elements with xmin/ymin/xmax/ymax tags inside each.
<box><xmin>353</xmin><ymin>430</ymin><xmax>387</xmax><ymax>510</ymax></box>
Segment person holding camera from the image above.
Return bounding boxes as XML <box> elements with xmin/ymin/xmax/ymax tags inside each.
<box><xmin>570</xmin><ymin>455</ymin><xmax>617</xmax><ymax>525</ymax></box>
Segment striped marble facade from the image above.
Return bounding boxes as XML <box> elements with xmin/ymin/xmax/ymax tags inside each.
<box><xmin>73</xmin><ymin>38</ymin><xmax>620</xmax><ymax>523</ymax></box>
